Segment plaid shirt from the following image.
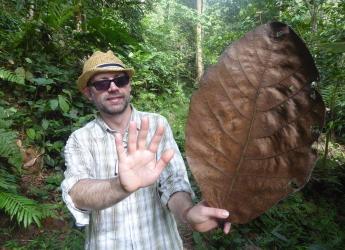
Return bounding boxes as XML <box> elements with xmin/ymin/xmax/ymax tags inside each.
<box><xmin>61</xmin><ymin>107</ymin><xmax>193</xmax><ymax>250</ymax></box>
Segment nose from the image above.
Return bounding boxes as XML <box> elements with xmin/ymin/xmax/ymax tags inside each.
<box><xmin>108</xmin><ymin>81</ymin><xmax>119</xmax><ymax>91</ymax></box>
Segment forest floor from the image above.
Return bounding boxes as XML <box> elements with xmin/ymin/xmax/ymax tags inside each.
<box><xmin>0</xmin><ymin>165</ymin><xmax>71</xmax><ymax>249</ymax></box>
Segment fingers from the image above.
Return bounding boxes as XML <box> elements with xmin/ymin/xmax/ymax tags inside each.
<box><xmin>155</xmin><ymin>149</ymin><xmax>174</xmax><ymax>172</ymax></box>
<box><xmin>137</xmin><ymin>117</ymin><xmax>149</xmax><ymax>149</ymax></box>
<box><xmin>223</xmin><ymin>222</ymin><xmax>231</xmax><ymax>234</ymax></box>
<box><xmin>198</xmin><ymin>206</ymin><xmax>229</xmax><ymax>220</ymax></box>
<box><xmin>148</xmin><ymin>123</ymin><xmax>164</xmax><ymax>153</ymax></box>
<box><xmin>127</xmin><ymin>117</ymin><xmax>163</xmax><ymax>154</ymax></box>
<box><xmin>115</xmin><ymin>133</ymin><xmax>126</xmax><ymax>161</ymax></box>
<box><xmin>189</xmin><ymin>202</ymin><xmax>231</xmax><ymax>234</ymax></box>
<box><xmin>201</xmin><ymin>220</ymin><xmax>219</xmax><ymax>232</ymax></box>
<box><xmin>127</xmin><ymin>121</ymin><xmax>137</xmax><ymax>154</ymax></box>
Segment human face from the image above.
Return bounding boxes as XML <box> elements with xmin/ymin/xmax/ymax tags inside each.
<box><xmin>85</xmin><ymin>72</ymin><xmax>131</xmax><ymax>116</ymax></box>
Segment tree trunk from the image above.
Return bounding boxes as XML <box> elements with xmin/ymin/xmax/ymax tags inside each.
<box><xmin>27</xmin><ymin>1</ymin><xmax>35</xmax><ymax>20</ymax></box>
<box><xmin>196</xmin><ymin>0</ymin><xmax>203</xmax><ymax>81</ymax></box>
<box><xmin>75</xmin><ymin>0</ymin><xmax>83</xmax><ymax>32</ymax></box>
<box><xmin>310</xmin><ymin>1</ymin><xmax>318</xmax><ymax>32</ymax></box>
<box><xmin>303</xmin><ymin>0</ymin><xmax>319</xmax><ymax>32</ymax></box>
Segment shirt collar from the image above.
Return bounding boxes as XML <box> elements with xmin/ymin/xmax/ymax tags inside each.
<box><xmin>94</xmin><ymin>105</ymin><xmax>141</xmax><ymax>138</ymax></box>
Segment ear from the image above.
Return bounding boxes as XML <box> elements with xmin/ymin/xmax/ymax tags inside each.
<box><xmin>82</xmin><ymin>87</ymin><xmax>93</xmax><ymax>101</ymax></box>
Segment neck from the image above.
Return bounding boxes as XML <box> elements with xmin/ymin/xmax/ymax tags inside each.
<box><xmin>100</xmin><ymin>105</ymin><xmax>132</xmax><ymax>134</ymax></box>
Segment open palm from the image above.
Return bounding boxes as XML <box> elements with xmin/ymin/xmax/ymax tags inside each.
<box><xmin>115</xmin><ymin>117</ymin><xmax>174</xmax><ymax>193</ymax></box>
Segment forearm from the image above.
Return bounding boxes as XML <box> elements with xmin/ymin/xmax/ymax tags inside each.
<box><xmin>168</xmin><ymin>191</ymin><xmax>194</xmax><ymax>223</ymax></box>
<box><xmin>69</xmin><ymin>177</ymin><xmax>130</xmax><ymax>210</ymax></box>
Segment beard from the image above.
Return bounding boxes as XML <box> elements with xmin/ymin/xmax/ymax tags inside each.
<box><xmin>96</xmin><ymin>94</ymin><xmax>131</xmax><ymax>116</ymax></box>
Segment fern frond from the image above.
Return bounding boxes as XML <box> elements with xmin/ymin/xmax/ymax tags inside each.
<box><xmin>0</xmin><ymin>168</ymin><xmax>18</xmax><ymax>193</ymax></box>
<box><xmin>0</xmin><ymin>190</ymin><xmax>59</xmax><ymax>228</ymax></box>
<box><xmin>39</xmin><ymin>203</ymin><xmax>59</xmax><ymax>219</ymax></box>
<box><xmin>0</xmin><ymin>191</ymin><xmax>42</xmax><ymax>227</ymax></box>
<box><xmin>41</xmin><ymin>2</ymin><xmax>76</xmax><ymax>30</ymax></box>
<box><xmin>321</xmin><ymin>84</ymin><xmax>345</xmax><ymax>110</ymax></box>
<box><xmin>0</xmin><ymin>128</ymin><xmax>23</xmax><ymax>169</ymax></box>
<box><xmin>0</xmin><ymin>106</ymin><xmax>19</xmax><ymax>129</ymax></box>
<box><xmin>0</xmin><ymin>67</ymin><xmax>25</xmax><ymax>85</ymax></box>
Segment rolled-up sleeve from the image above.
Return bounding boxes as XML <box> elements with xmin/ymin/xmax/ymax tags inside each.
<box><xmin>61</xmin><ymin>133</ymin><xmax>94</xmax><ymax>226</ymax></box>
<box><xmin>157</xmin><ymin>117</ymin><xmax>194</xmax><ymax>206</ymax></box>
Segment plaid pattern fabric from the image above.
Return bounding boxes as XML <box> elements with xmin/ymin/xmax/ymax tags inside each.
<box><xmin>61</xmin><ymin>107</ymin><xmax>193</xmax><ymax>250</ymax></box>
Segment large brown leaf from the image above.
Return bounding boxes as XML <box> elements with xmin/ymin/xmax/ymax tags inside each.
<box><xmin>185</xmin><ymin>22</ymin><xmax>325</xmax><ymax>224</ymax></box>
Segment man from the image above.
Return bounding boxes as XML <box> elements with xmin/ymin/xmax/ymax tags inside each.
<box><xmin>61</xmin><ymin>50</ymin><xmax>231</xmax><ymax>249</ymax></box>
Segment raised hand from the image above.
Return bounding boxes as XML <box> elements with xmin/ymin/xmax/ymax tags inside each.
<box><xmin>185</xmin><ymin>201</ymin><xmax>231</xmax><ymax>234</ymax></box>
<box><xmin>115</xmin><ymin>117</ymin><xmax>174</xmax><ymax>193</ymax></box>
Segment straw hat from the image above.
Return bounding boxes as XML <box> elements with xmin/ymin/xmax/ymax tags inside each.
<box><xmin>77</xmin><ymin>50</ymin><xmax>135</xmax><ymax>91</ymax></box>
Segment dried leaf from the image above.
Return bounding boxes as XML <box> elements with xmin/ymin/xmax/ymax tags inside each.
<box><xmin>186</xmin><ymin>22</ymin><xmax>325</xmax><ymax>224</ymax></box>
<box><xmin>23</xmin><ymin>152</ymin><xmax>44</xmax><ymax>168</ymax></box>
<box><xmin>23</xmin><ymin>157</ymin><xmax>39</xmax><ymax>168</ymax></box>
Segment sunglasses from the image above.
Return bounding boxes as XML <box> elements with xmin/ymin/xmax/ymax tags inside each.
<box><xmin>88</xmin><ymin>74</ymin><xmax>130</xmax><ymax>91</ymax></box>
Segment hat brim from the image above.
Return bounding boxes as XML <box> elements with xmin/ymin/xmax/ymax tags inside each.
<box><xmin>77</xmin><ymin>68</ymin><xmax>135</xmax><ymax>91</ymax></box>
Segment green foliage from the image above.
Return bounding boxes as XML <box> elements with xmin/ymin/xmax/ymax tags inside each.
<box><xmin>0</xmin><ymin>107</ymin><xmax>22</xmax><ymax>171</ymax></box>
<box><xmin>0</xmin><ymin>106</ymin><xmax>57</xmax><ymax>228</ymax></box>
<box><xmin>0</xmin><ymin>192</ymin><xmax>43</xmax><ymax>228</ymax></box>
<box><xmin>0</xmin><ymin>0</ymin><xmax>344</xmax><ymax>247</ymax></box>
<box><xmin>0</xmin><ymin>168</ymin><xmax>17</xmax><ymax>194</ymax></box>
<box><xmin>0</xmin><ymin>108</ymin><xmax>23</xmax><ymax>169</ymax></box>
<box><xmin>0</xmin><ymin>67</ymin><xmax>25</xmax><ymax>85</ymax></box>
<box><xmin>3</xmin><ymin>228</ymin><xmax>85</xmax><ymax>250</ymax></box>
<box><xmin>27</xmin><ymin>172</ymin><xmax>64</xmax><ymax>200</ymax></box>
<box><xmin>321</xmin><ymin>84</ymin><xmax>345</xmax><ymax>141</ymax></box>
<box><xmin>194</xmin><ymin>192</ymin><xmax>345</xmax><ymax>249</ymax></box>
<box><xmin>129</xmin><ymin>0</ymin><xmax>198</xmax><ymax>147</ymax></box>
<box><xmin>133</xmin><ymin>83</ymin><xmax>190</xmax><ymax>149</ymax></box>
<box><xmin>131</xmin><ymin>0</ymin><xmax>197</xmax><ymax>90</ymax></box>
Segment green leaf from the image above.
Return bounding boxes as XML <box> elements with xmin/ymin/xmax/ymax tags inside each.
<box><xmin>49</xmin><ymin>99</ymin><xmax>59</xmax><ymax>110</ymax></box>
<box><xmin>0</xmin><ymin>190</ymin><xmax>53</xmax><ymax>228</ymax></box>
<box><xmin>45</xmin><ymin>155</ymin><xmax>55</xmax><ymax>167</ymax></box>
<box><xmin>25</xmin><ymin>58</ymin><xmax>32</xmax><ymax>64</ymax></box>
<box><xmin>0</xmin><ymin>68</ymin><xmax>25</xmax><ymax>85</ymax></box>
<box><xmin>25</xmin><ymin>71</ymin><xmax>34</xmax><ymax>82</ymax></box>
<box><xmin>26</xmin><ymin>128</ymin><xmax>36</xmax><ymax>140</ymax></box>
<box><xmin>33</xmin><ymin>78</ymin><xmax>54</xmax><ymax>85</ymax></box>
<box><xmin>42</xmin><ymin>119</ymin><xmax>49</xmax><ymax>130</ymax></box>
<box><xmin>52</xmin><ymin>141</ymin><xmax>64</xmax><ymax>151</ymax></box>
<box><xmin>62</xmin><ymin>89</ymin><xmax>72</xmax><ymax>99</ymax></box>
<box><xmin>0</xmin><ymin>128</ymin><xmax>22</xmax><ymax>169</ymax></box>
<box><xmin>58</xmin><ymin>95</ymin><xmax>69</xmax><ymax>113</ymax></box>
<box><xmin>14</xmin><ymin>67</ymin><xmax>25</xmax><ymax>78</ymax></box>
<box><xmin>319</xmin><ymin>42</ymin><xmax>345</xmax><ymax>53</ymax></box>
<box><xmin>307</xmin><ymin>244</ymin><xmax>328</xmax><ymax>250</ymax></box>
